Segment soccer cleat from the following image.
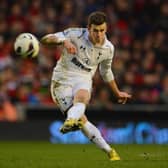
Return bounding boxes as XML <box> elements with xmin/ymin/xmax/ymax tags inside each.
<box><xmin>108</xmin><ymin>148</ymin><xmax>121</xmax><ymax>161</ymax></box>
<box><xmin>60</xmin><ymin>118</ymin><xmax>83</xmax><ymax>134</ymax></box>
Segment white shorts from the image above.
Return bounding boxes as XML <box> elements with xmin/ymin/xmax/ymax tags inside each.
<box><xmin>50</xmin><ymin>71</ymin><xmax>92</xmax><ymax>112</ymax></box>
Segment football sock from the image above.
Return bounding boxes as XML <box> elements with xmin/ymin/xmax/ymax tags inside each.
<box><xmin>67</xmin><ymin>102</ymin><xmax>86</xmax><ymax>120</ymax></box>
<box><xmin>81</xmin><ymin>121</ymin><xmax>111</xmax><ymax>153</ymax></box>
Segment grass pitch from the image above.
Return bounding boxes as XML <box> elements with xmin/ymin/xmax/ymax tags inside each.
<box><xmin>0</xmin><ymin>142</ymin><xmax>167</xmax><ymax>168</ymax></box>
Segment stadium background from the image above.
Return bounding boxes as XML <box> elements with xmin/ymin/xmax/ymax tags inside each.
<box><xmin>0</xmin><ymin>0</ymin><xmax>168</xmax><ymax>144</ymax></box>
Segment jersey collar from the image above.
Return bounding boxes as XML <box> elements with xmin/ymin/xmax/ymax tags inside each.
<box><xmin>84</xmin><ymin>29</ymin><xmax>109</xmax><ymax>48</ymax></box>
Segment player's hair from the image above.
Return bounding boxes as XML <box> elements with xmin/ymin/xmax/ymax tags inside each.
<box><xmin>88</xmin><ymin>11</ymin><xmax>107</xmax><ymax>26</ymax></box>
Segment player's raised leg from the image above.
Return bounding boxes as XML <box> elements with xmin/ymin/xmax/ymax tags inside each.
<box><xmin>50</xmin><ymin>81</ymin><xmax>81</xmax><ymax>133</ymax></box>
<box><xmin>60</xmin><ymin>89</ymin><xmax>90</xmax><ymax>133</ymax></box>
<box><xmin>81</xmin><ymin>115</ymin><xmax>121</xmax><ymax>161</ymax></box>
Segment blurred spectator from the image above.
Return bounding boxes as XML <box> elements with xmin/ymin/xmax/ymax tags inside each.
<box><xmin>156</xmin><ymin>1</ymin><xmax>168</xmax><ymax>32</ymax></box>
<box><xmin>92</xmin><ymin>87</ymin><xmax>113</xmax><ymax>110</ymax></box>
<box><xmin>0</xmin><ymin>0</ymin><xmax>167</xmax><ymax>107</ymax></box>
<box><xmin>0</xmin><ymin>83</ymin><xmax>18</xmax><ymax>122</ymax></box>
<box><xmin>160</xmin><ymin>74</ymin><xmax>168</xmax><ymax>104</ymax></box>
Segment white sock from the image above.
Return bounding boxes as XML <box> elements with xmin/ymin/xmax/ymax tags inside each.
<box><xmin>67</xmin><ymin>103</ymin><xmax>86</xmax><ymax>120</ymax></box>
<box><xmin>81</xmin><ymin>121</ymin><xmax>111</xmax><ymax>153</ymax></box>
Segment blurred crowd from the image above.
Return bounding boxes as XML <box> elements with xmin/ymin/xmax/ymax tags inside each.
<box><xmin>0</xmin><ymin>0</ymin><xmax>168</xmax><ymax>120</ymax></box>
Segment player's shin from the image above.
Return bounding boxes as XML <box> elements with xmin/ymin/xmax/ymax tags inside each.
<box><xmin>67</xmin><ymin>102</ymin><xmax>86</xmax><ymax>120</ymax></box>
<box><xmin>60</xmin><ymin>102</ymin><xmax>86</xmax><ymax>133</ymax></box>
<box><xmin>81</xmin><ymin>121</ymin><xmax>111</xmax><ymax>153</ymax></box>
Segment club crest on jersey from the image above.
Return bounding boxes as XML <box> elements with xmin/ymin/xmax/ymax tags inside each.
<box><xmin>83</xmin><ymin>58</ymin><xmax>90</xmax><ymax>65</ymax></box>
<box><xmin>80</xmin><ymin>45</ymin><xmax>86</xmax><ymax>51</ymax></box>
<box><xmin>97</xmin><ymin>52</ymin><xmax>102</xmax><ymax>60</ymax></box>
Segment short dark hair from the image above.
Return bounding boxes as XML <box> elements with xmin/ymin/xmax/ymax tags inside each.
<box><xmin>88</xmin><ymin>11</ymin><xmax>107</xmax><ymax>26</ymax></box>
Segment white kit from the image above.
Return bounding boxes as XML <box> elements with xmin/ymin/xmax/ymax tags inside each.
<box><xmin>51</xmin><ymin>28</ymin><xmax>115</xmax><ymax>112</ymax></box>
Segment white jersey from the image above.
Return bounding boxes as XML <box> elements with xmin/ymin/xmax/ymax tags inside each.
<box><xmin>52</xmin><ymin>28</ymin><xmax>115</xmax><ymax>82</ymax></box>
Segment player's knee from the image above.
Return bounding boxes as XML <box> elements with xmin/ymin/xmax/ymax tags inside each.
<box><xmin>80</xmin><ymin>115</ymin><xmax>88</xmax><ymax>124</ymax></box>
<box><xmin>74</xmin><ymin>89</ymin><xmax>90</xmax><ymax>104</ymax></box>
<box><xmin>76</xmin><ymin>96</ymin><xmax>89</xmax><ymax>104</ymax></box>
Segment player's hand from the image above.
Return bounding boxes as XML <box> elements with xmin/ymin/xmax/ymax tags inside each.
<box><xmin>63</xmin><ymin>40</ymin><xmax>77</xmax><ymax>54</ymax></box>
<box><xmin>117</xmin><ymin>91</ymin><xmax>132</xmax><ymax>104</ymax></box>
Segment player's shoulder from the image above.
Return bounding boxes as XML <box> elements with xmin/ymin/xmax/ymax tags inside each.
<box><xmin>63</xmin><ymin>27</ymin><xmax>87</xmax><ymax>37</ymax></box>
<box><xmin>104</xmin><ymin>38</ymin><xmax>115</xmax><ymax>51</ymax></box>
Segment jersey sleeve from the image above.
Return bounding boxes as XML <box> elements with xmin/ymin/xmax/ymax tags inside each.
<box><xmin>99</xmin><ymin>45</ymin><xmax>115</xmax><ymax>82</ymax></box>
<box><xmin>53</xmin><ymin>28</ymin><xmax>84</xmax><ymax>42</ymax></box>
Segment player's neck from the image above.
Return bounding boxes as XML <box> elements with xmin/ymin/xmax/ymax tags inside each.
<box><xmin>89</xmin><ymin>36</ymin><xmax>105</xmax><ymax>47</ymax></box>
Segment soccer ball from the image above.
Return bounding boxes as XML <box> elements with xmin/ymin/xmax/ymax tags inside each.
<box><xmin>14</xmin><ymin>33</ymin><xmax>39</xmax><ymax>58</ymax></box>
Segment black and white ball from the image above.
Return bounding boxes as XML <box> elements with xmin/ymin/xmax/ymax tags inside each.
<box><xmin>14</xmin><ymin>33</ymin><xmax>39</xmax><ymax>58</ymax></box>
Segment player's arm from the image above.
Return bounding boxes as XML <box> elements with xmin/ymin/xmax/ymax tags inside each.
<box><xmin>108</xmin><ymin>80</ymin><xmax>131</xmax><ymax>104</ymax></box>
<box><xmin>99</xmin><ymin>58</ymin><xmax>131</xmax><ymax>104</ymax></box>
<box><xmin>40</xmin><ymin>33</ymin><xmax>66</xmax><ymax>45</ymax></box>
<box><xmin>40</xmin><ymin>32</ymin><xmax>77</xmax><ymax>54</ymax></box>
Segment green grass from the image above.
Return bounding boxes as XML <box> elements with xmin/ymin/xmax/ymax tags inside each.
<box><xmin>0</xmin><ymin>142</ymin><xmax>167</xmax><ymax>168</ymax></box>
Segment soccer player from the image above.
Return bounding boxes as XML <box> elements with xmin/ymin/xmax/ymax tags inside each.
<box><xmin>41</xmin><ymin>11</ymin><xmax>131</xmax><ymax>161</ymax></box>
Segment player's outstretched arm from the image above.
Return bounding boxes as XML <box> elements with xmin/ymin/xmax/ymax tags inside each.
<box><xmin>108</xmin><ymin>80</ymin><xmax>132</xmax><ymax>104</ymax></box>
<box><xmin>40</xmin><ymin>34</ymin><xmax>65</xmax><ymax>45</ymax></box>
<box><xmin>40</xmin><ymin>34</ymin><xmax>77</xmax><ymax>54</ymax></box>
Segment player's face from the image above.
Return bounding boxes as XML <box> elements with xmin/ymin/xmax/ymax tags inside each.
<box><xmin>88</xmin><ymin>23</ymin><xmax>107</xmax><ymax>46</ymax></box>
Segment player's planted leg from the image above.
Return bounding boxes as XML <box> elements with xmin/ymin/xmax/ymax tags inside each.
<box><xmin>81</xmin><ymin>118</ymin><xmax>120</xmax><ymax>161</ymax></box>
<box><xmin>108</xmin><ymin>148</ymin><xmax>121</xmax><ymax>161</ymax></box>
